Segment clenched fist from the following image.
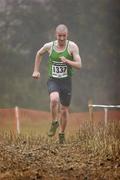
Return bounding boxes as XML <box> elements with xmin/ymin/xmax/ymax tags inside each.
<box><xmin>32</xmin><ymin>71</ymin><xmax>40</xmax><ymax>79</ymax></box>
<box><xmin>59</xmin><ymin>56</ymin><xmax>68</xmax><ymax>63</ymax></box>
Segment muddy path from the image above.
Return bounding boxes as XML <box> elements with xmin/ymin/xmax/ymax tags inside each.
<box><xmin>0</xmin><ymin>137</ymin><xmax>120</xmax><ymax>180</ymax></box>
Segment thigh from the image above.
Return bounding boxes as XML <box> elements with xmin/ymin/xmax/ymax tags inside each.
<box><xmin>47</xmin><ymin>78</ymin><xmax>59</xmax><ymax>94</ymax></box>
<box><xmin>59</xmin><ymin>79</ymin><xmax>72</xmax><ymax>106</ymax></box>
<box><xmin>50</xmin><ymin>91</ymin><xmax>59</xmax><ymax>102</ymax></box>
<box><xmin>59</xmin><ymin>89</ymin><xmax>71</xmax><ymax>106</ymax></box>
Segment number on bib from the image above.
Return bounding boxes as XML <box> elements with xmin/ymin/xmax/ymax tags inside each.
<box><xmin>52</xmin><ymin>62</ymin><xmax>68</xmax><ymax>78</ymax></box>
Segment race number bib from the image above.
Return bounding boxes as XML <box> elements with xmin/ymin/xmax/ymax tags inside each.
<box><xmin>52</xmin><ymin>62</ymin><xmax>68</xmax><ymax>78</ymax></box>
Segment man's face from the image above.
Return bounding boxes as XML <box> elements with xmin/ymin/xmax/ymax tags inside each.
<box><xmin>56</xmin><ymin>30</ymin><xmax>68</xmax><ymax>46</ymax></box>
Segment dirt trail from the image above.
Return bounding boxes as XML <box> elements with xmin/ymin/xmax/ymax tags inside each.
<box><xmin>0</xmin><ymin>139</ymin><xmax>120</xmax><ymax>180</ymax></box>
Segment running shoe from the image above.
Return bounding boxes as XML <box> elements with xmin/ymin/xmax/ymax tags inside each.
<box><xmin>59</xmin><ymin>133</ymin><xmax>65</xmax><ymax>144</ymax></box>
<box><xmin>48</xmin><ymin>121</ymin><xmax>59</xmax><ymax>137</ymax></box>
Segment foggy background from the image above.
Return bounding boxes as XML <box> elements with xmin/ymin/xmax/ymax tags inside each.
<box><xmin>0</xmin><ymin>0</ymin><xmax>120</xmax><ymax>112</ymax></box>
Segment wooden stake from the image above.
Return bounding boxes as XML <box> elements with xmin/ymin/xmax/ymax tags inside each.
<box><xmin>88</xmin><ymin>99</ymin><xmax>93</xmax><ymax>122</ymax></box>
<box><xmin>15</xmin><ymin>106</ymin><xmax>20</xmax><ymax>134</ymax></box>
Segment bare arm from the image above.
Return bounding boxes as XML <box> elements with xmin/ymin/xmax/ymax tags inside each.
<box><xmin>32</xmin><ymin>43</ymin><xmax>51</xmax><ymax>79</ymax></box>
<box><xmin>60</xmin><ymin>42</ymin><xmax>82</xmax><ymax>69</ymax></box>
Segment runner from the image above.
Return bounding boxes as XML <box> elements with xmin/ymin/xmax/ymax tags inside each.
<box><xmin>32</xmin><ymin>24</ymin><xmax>82</xmax><ymax>143</ymax></box>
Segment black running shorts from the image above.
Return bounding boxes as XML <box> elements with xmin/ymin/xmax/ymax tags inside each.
<box><xmin>47</xmin><ymin>77</ymin><xmax>72</xmax><ymax>106</ymax></box>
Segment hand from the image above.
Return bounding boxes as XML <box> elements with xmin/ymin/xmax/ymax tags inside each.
<box><xmin>32</xmin><ymin>71</ymin><xmax>40</xmax><ymax>79</ymax></box>
<box><xmin>59</xmin><ymin>56</ymin><xmax>67</xmax><ymax>63</ymax></box>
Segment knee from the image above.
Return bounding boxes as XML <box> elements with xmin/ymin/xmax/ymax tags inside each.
<box><xmin>50</xmin><ymin>93</ymin><xmax>59</xmax><ymax>107</ymax></box>
<box><xmin>51</xmin><ymin>98</ymin><xmax>59</xmax><ymax>107</ymax></box>
<box><xmin>60</xmin><ymin>106</ymin><xmax>68</xmax><ymax>116</ymax></box>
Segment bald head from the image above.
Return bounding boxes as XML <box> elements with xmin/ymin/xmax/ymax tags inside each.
<box><xmin>56</xmin><ymin>24</ymin><xmax>68</xmax><ymax>33</ymax></box>
<box><xmin>55</xmin><ymin>24</ymin><xmax>68</xmax><ymax>46</ymax></box>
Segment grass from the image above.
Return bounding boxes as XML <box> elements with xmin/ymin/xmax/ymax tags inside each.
<box><xmin>0</xmin><ymin>117</ymin><xmax>120</xmax><ymax>153</ymax></box>
<box><xmin>76</xmin><ymin>119</ymin><xmax>120</xmax><ymax>156</ymax></box>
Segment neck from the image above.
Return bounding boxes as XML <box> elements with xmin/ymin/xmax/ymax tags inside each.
<box><xmin>57</xmin><ymin>40</ymin><xmax>67</xmax><ymax>49</ymax></box>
